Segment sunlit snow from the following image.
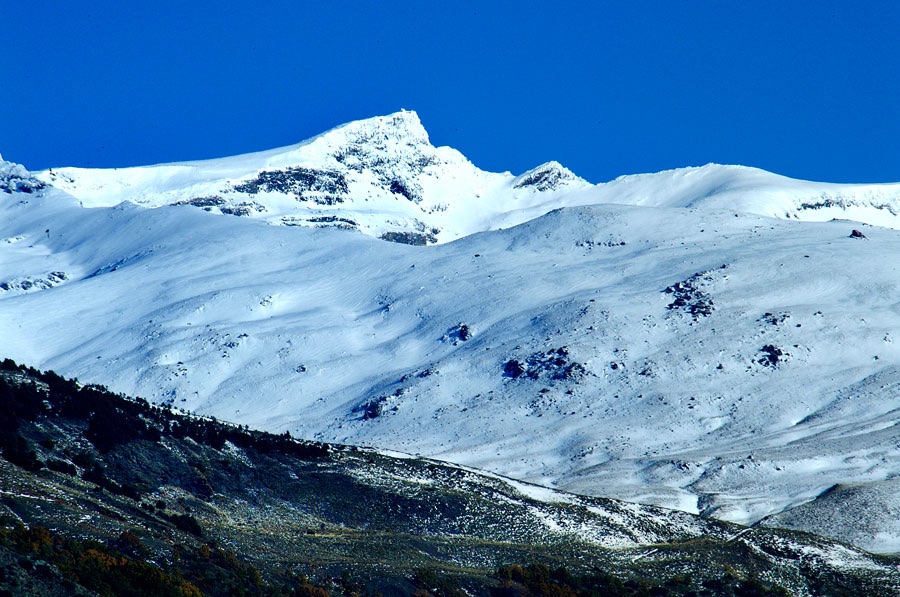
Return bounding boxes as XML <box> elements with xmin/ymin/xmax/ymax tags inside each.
<box><xmin>3</xmin><ymin>111</ymin><xmax>900</xmax><ymax>553</ymax></box>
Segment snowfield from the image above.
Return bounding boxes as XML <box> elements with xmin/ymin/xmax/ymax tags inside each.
<box><xmin>3</xmin><ymin>111</ymin><xmax>900</xmax><ymax>553</ymax></box>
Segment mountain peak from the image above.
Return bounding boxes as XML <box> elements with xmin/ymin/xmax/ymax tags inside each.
<box><xmin>513</xmin><ymin>160</ymin><xmax>589</xmax><ymax>191</ymax></box>
<box><xmin>319</xmin><ymin>109</ymin><xmax>430</xmax><ymax>149</ymax></box>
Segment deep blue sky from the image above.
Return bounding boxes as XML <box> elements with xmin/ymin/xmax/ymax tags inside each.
<box><xmin>2</xmin><ymin>1</ymin><xmax>898</xmax><ymax>183</ymax></box>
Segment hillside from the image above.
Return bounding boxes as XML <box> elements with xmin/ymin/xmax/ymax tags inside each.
<box><xmin>1</xmin><ymin>361</ymin><xmax>897</xmax><ymax>595</ymax></box>
<box><xmin>3</xmin><ymin>113</ymin><xmax>900</xmax><ymax>555</ymax></box>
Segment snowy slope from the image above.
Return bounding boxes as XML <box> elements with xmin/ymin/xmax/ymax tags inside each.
<box><xmin>4</xmin><ymin>114</ymin><xmax>900</xmax><ymax>554</ymax></box>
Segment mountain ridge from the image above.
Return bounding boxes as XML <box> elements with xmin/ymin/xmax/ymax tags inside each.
<box><xmin>4</xmin><ymin>112</ymin><xmax>900</xmax><ymax>555</ymax></box>
<box><xmin>10</xmin><ymin>110</ymin><xmax>900</xmax><ymax>246</ymax></box>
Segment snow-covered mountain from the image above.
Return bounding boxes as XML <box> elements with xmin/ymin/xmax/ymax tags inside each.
<box><xmin>29</xmin><ymin>110</ymin><xmax>900</xmax><ymax>242</ymax></box>
<box><xmin>4</xmin><ymin>111</ymin><xmax>900</xmax><ymax>554</ymax></box>
<box><xmin>32</xmin><ymin>111</ymin><xmax>590</xmax><ymax>245</ymax></box>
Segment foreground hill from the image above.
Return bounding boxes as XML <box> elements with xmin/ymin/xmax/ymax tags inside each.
<box><xmin>3</xmin><ymin>114</ymin><xmax>900</xmax><ymax>554</ymax></box>
<box><xmin>1</xmin><ymin>361</ymin><xmax>897</xmax><ymax>595</ymax></box>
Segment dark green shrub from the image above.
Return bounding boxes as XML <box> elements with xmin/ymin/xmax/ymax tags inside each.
<box><xmin>169</xmin><ymin>514</ymin><xmax>203</xmax><ymax>537</ymax></box>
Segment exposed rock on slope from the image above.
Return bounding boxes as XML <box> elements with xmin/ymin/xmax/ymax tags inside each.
<box><xmin>4</xmin><ymin>113</ymin><xmax>900</xmax><ymax>555</ymax></box>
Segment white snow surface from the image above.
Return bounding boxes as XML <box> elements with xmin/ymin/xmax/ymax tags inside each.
<box><xmin>33</xmin><ymin>111</ymin><xmax>591</xmax><ymax>244</ymax></box>
<box><xmin>5</xmin><ymin>111</ymin><xmax>900</xmax><ymax>553</ymax></box>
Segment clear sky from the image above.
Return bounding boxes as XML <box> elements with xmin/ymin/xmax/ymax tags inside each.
<box><xmin>2</xmin><ymin>1</ymin><xmax>898</xmax><ymax>183</ymax></box>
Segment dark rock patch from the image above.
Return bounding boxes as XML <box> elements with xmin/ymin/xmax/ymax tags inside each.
<box><xmin>175</xmin><ymin>196</ymin><xmax>227</xmax><ymax>208</ymax></box>
<box><xmin>0</xmin><ymin>172</ymin><xmax>45</xmax><ymax>195</ymax></box>
<box><xmin>664</xmin><ymin>266</ymin><xmax>726</xmax><ymax>319</ymax></box>
<box><xmin>444</xmin><ymin>323</ymin><xmax>471</xmax><ymax>345</ymax></box>
<box><xmin>503</xmin><ymin>360</ymin><xmax>526</xmax><ymax>379</ymax></box>
<box><xmin>504</xmin><ymin>347</ymin><xmax>586</xmax><ymax>382</ymax></box>
<box><xmin>0</xmin><ymin>272</ymin><xmax>68</xmax><ymax>293</ymax></box>
<box><xmin>380</xmin><ymin>231</ymin><xmax>437</xmax><ymax>246</ymax></box>
<box><xmin>307</xmin><ymin>215</ymin><xmax>359</xmax><ymax>229</ymax></box>
<box><xmin>221</xmin><ymin>201</ymin><xmax>265</xmax><ymax>217</ymax></box>
<box><xmin>232</xmin><ymin>167</ymin><xmax>348</xmax><ymax>203</ymax></box>
<box><xmin>757</xmin><ymin>345</ymin><xmax>788</xmax><ymax>368</ymax></box>
<box><xmin>389</xmin><ymin>179</ymin><xmax>422</xmax><ymax>203</ymax></box>
<box><xmin>760</xmin><ymin>312</ymin><xmax>791</xmax><ymax>326</ymax></box>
